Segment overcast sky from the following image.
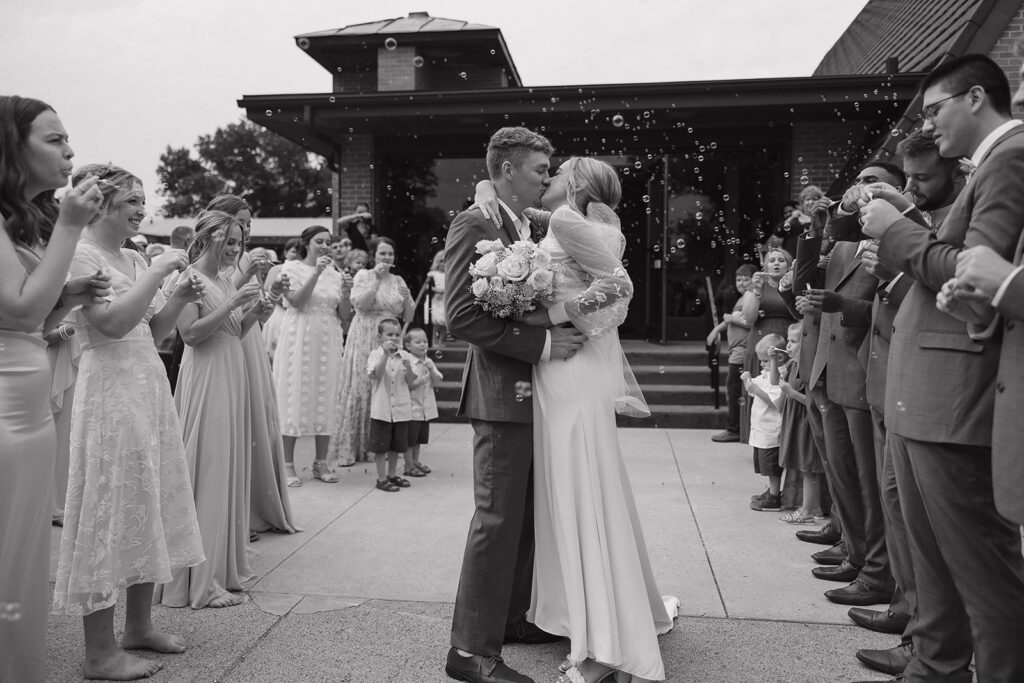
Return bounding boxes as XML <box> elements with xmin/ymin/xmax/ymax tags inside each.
<box><xmin>1</xmin><ymin>0</ymin><xmax>868</xmax><ymax>213</ymax></box>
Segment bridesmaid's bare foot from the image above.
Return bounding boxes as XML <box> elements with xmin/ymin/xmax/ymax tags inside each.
<box><xmin>83</xmin><ymin>650</ymin><xmax>161</xmax><ymax>680</ymax></box>
<box><xmin>208</xmin><ymin>592</ymin><xmax>244</xmax><ymax>608</ymax></box>
<box><xmin>120</xmin><ymin>627</ymin><xmax>186</xmax><ymax>654</ymax></box>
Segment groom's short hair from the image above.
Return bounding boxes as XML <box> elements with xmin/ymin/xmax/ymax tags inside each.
<box><xmin>486</xmin><ymin>127</ymin><xmax>554</xmax><ymax>180</ymax></box>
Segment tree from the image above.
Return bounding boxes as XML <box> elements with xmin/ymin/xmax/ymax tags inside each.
<box><xmin>156</xmin><ymin>119</ymin><xmax>331</xmax><ymax>218</ymax></box>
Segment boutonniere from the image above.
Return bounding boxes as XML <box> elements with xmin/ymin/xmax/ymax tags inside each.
<box><xmin>958</xmin><ymin>157</ymin><xmax>977</xmax><ymax>182</ymax></box>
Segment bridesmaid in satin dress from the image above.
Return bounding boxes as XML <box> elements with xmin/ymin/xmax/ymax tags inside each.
<box><xmin>0</xmin><ymin>95</ymin><xmax>105</xmax><ymax>682</ymax></box>
<box><xmin>207</xmin><ymin>194</ymin><xmax>298</xmax><ymax>536</ymax></box>
<box><xmin>157</xmin><ymin>210</ymin><xmax>264</xmax><ymax>609</ymax></box>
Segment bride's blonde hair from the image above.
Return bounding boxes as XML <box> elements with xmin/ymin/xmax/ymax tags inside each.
<box><xmin>564</xmin><ymin>157</ymin><xmax>621</xmax><ymax>214</ymax></box>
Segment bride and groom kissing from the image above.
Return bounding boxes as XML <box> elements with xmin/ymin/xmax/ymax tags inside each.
<box><xmin>443</xmin><ymin>126</ymin><xmax>674</xmax><ymax>683</ymax></box>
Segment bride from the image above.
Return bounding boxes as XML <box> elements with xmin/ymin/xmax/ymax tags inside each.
<box><xmin>514</xmin><ymin>157</ymin><xmax>672</xmax><ymax>683</ymax></box>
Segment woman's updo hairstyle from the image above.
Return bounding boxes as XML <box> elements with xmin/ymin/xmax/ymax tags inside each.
<box><xmin>298</xmin><ymin>225</ymin><xmax>331</xmax><ymax>259</ymax></box>
<box><xmin>187</xmin><ymin>210</ymin><xmax>243</xmax><ymax>264</ymax></box>
<box><xmin>564</xmin><ymin>157</ymin><xmax>622</xmax><ymax>214</ymax></box>
<box><xmin>71</xmin><ymin>163</ymin><xmax>142</xmax><ymax>224</ymax></box>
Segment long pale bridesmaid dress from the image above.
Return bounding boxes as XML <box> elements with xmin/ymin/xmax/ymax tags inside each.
<box><xmin>0</xmin><ymin>247</ymin><xmax>57</xmax><ymax>682</ymax></box>
<box><xmin>157</xmin><ymin>267</ymin><xmax>255</xmax><ymax>608</ymax></box>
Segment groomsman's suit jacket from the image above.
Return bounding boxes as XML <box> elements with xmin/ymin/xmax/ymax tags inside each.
<box><xmin>878</xmin><ymin>125</ymin><xmax>1024</xmax><ymax>449</ymax></box>
<box><xmin>984</xmin><ymin>226</ymin><xmax>1024</xmax><ymax>523</ymax></box>
<box><xmin>444</xmin><ymin>207</ymin><xmax>546</xmax><ymax>422</ymax></box>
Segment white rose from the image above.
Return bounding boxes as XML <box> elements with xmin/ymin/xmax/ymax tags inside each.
<box><xmin>497</xmin><ymin>254</ymin><xmax>530</xmax><ymax>282</ymax></box>
<box><xmin>532</xmin><ymin>249</ymin><xmax>552</xmax><ymax>269</ymax></box>
<box><xmin>475</xmin><ymin>239</ymin><xmax>492</xmax><ymax>255</ymax></box>
<box><xmin>527</xmin><ymin>269</ymin><xmax>553</xmax><ymax>291</ymax></box>
<box><xmin>471</xmin><ymin>278</ymin><xmax>490</xmax><ymax>298</ymax></box>
<box><xmin>472</xmin><ymin>251</ymin><xmax>499</xmax><ymax>277</ymax></box>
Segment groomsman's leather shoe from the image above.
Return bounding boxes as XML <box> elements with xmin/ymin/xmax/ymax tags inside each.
<box><xmin>812</xmin><ymin>560</ymin><xmax>860</xmax><ymax>582</ymax></box>
<box><xmin>795</xmin><ymin>524</ymin><xmax>841</xmax><ymax>545</ymax></box>
<box><xmin>825</xmin><ymin>581</ymin><xmax>894</xmax><ymax>606</ymax></box>
<box><xmin>811</xmin><ymin>542</ymin><xmax>845</xmax><ymax>565</ymax></box>
<box><xmin>445</xmin><ymin>648</ymin><xmax>534</xmax><ymax>683</ymax></box>
<box><xmin>503</xmin><ymin>619</ymin><xmax>563</xmax><ymax>645</ymax></box>
<box><xmin>848</xmin><ymin>607</ymin><xmax>909</xmax><ymax>634</ymax></box>
<box><xmin>856</xmin><ymin>640</ymin><xmax>914</xmax><ymax>675</ymax></box>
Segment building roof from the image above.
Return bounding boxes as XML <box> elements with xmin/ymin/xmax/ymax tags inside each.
<box><xmin>296</xmin><ymin>12</ymin><xmax>498</xmax><ymax>38</ymax></box>
<box><xmin>816</xmin><ymin>0</ymin><xmax>1021</xmax><ymax>76</ymax></box>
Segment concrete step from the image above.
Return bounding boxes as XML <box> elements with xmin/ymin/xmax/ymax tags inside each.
<box><xmin>436</xmin><ymin>400</ymin><xmax>728</xmax><ymax>430</ymax></box>
<box><xmin>431</xmin><ymin>381</ymin><xmax>721</xmax><ymax>406</ymax></box>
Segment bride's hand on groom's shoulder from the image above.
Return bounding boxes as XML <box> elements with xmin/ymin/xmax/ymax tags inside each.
<box><xmin>514</xmin><ymin>308</ymin><xmax>550</xmax><ymax>328</ymax></box>
<box><xmin>472</xmin><ymin>180</ymin><xmax>501</xmax><ymax>229</ymax></box>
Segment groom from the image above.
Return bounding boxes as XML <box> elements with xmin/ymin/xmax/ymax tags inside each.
<box><xmin>443</xmin><ymin>127</ymin><xmax>585</xmax><ymax>683</ymax></box>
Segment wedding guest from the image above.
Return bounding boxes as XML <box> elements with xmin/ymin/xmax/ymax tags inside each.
<box><xmin>157</xmin><ymin>210</ymin><xmax>263</xmax><ymax>609</ymax></box>
<box><xmin>340</xmin><ymin>202</ymin><xmax>375</xmax><ymax>252</ymax></box>
<box><xmin>738</xmin><ymin>247</ymin><xmax>796</xmax><ymax>442</ymax></box>
<box><xmin>708</xmin><ymin>263</ymin><xmax>756</xmax><ymax>443</ymax></box>
<box><xmin>159</xmin><ymin>226</ymin><xmax>196</xmax><ymax>390</ymax></box>
<box><xmin>403</xmin><ymin>327</ymin><xmax>442</xmax><ymax>477</ymax></box>
<box><xmin>274</xmin><ymin>225</ymin><xmax>350</xmax><ymax>485</ymax></box>
<box><xmin>262</xmin><ymin>236</ymin><xmax>301</xmax><ymax>359</ymax></box>
<box><xmin>45</xmin><ymin>315</ymin><xmax>79</xmax><ymax>526</ymax></box>
<box><xmin>425</xmin><ymin>250</ymin><xmax>448</xmax><ymax>346</ymax></box>
<box><xmin>745</xmin><ymin>334</ymin><xmax>785</xmax><ymax>511</ymax></box>
<box><xmin>53</xmin><ymin>164</ymin><xmax>205</xmax><ymax>680</ymax></box>
<box><xmin>207</xmin><ymin>194</ymin><xmax>298</xmax><ymax>536</ymax></box>
<box><xmin>771</xmin><ymin>187</ymin><xmax>820</xmax><ymax>257</ymax></box>
<box><xmin>330</xmin><ymin>237</ymin><xmax>414</xmax><ymax>465</ymax></box>
<box><xmin>776</xmin><ymin>322</ymin><xmax>823</xmax><ymax>523</ymax></box>
<box><xmin>170</xmin><ymin>225</ymin><xmax>194</xmax><ymax>250</ymax></box>
<box><xmin>331</xmin><ymin>235</ymin><xmax>352</xmax><ymax>271</ymax></box>
<box><xmin>344</xmin><ymin>247</ymin><xmax>369</xmax><ymax>275</ymax></box>
<box><xmin>367</xmin><ymin>318</ymin><xmax>417</xmax><ymax>492</ymax></box>
<box><xmin>859</xmin><ymin>53</ymin><xmax>1024</xmax><ymax>683</ymax></box>
<box><xmin>0</xmin><ymin>95</ymin><xmax>105</xmax><ymax>682</ymax></box>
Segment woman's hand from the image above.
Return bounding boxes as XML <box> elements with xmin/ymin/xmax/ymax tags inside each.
<box><xmin>514</xmin><ymin>308</ymin><xmax>550</xmax><ymax>328</ymax></box>
<box><xmin>338</xmin><ymin>271</ymin><xmax>353</xmax><ymax>296</ymax></box>
<box><xmin>62</xmin><ymin>269</ymin><xmax>113</xmax><ymax>306</ymax></box>
<box><xmin>750</xmin><ymin>272</ymin><xmax>766</xmax><ymax>296</ymax></box>
<box><xmin>58</xmin><ymin>176</ymin><xmax>104</xmax><ymax>229</ymax></box>
<box><xmin>246</xmin><ymin>253</ymin><xmax>272</xmax><ymax>280</ymax></box>
<box><xmin>472</xmin><ymin>180</ymin><xmax>501</xmax><ymax>229</ymax></box>
<box><xmin>168</xmin><ymin>271</ymin><xmax>206</xmax><ymax>302</ymax></box>
<box><xmin>315</xmin><ymin>255</ymin><xmax>333</xmax><ymax>274</ymax></box>
<box><xmin>230</xmin><ymin>282</ymin><xmax>262</xmax><ymax>310</ymax></box>
<box><xmin>269</xmin><ymin>272</ymin><xmax>290</xmax><ymax>296</ymax></box>
<box><xmin>150</xmin><ymin>248</ymin><xmax>190</xmax><ymax>277</ymax></box>
<box><xmin>779</xmin><ymin>271</ymin><xmax>793</xmax><ymax>291</ymax></box>
<box><xmin>522</xmin><ymin>207</ymin><xmax>552</xmax><ymax>233</ymax></box>
<box><xmin>372</xmin><ymin>261</ymin><xmax>391</xmax><ymax>278</ymax></box>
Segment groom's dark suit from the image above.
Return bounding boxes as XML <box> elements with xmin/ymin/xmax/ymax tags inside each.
<box><xmin>445</xmin><ymin>205</ymin><xmax>547</xmax><ymax>657</ymax></box>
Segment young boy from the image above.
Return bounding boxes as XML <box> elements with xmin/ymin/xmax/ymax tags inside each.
<box><xmin>402</xmin><ymin>328</ymin><xmax>443</xmax><ymax>477</ymax></box>
<box><xmin>709</xmin><ymin>264</ymin><xmax>757</xmax><ymax>443</ymax></box>
<box><xmin>744</xmin><ymin>333</ymin><xmax>785</xmax><ymax>511</ymax></box>
<box><xmin>367</xmin><ymin>318</ymin><xmax>419</xmax><ymax>492</ymax></box>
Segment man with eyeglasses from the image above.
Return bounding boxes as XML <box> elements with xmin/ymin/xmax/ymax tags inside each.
<box><xmin>857</xmin><ymin>54</ymin><xmax>1024</xmax><ymax>683</ymax></box>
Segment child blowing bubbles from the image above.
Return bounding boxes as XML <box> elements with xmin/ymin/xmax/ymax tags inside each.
<box><xmin>367</xmin><ymin>318</ymin><xmax>418</xmax><ymax>492</ymax></box>
<box><xmin>745</xmin><ymin>333</ymin><xmax>785</xmax><ymax>511</ymax></box>
<box><xmin>402</xmin><ymin>327</ymin><xmax>443</xmax><ymax>477</ymax></box>
<box><xmin>776</xmin><ymin>322</ymin><xmax>824</xmax><ymax>523</ymax></box>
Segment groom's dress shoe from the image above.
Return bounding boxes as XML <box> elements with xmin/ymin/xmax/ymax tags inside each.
<box><xmin>812</xmin><ymin>560</ymin><xmax>860</xmax><ymax>582</ymax></box>
<box><xmin>811</xmin><ymin>542</ymin><xmax>845</xmax><ymax>565</ymax></box>
<box><xmin>856</xmin><ymin>641</ymin><xmax>914</xmax><ymax>675</ymax></box>
<box><xmin>848</xmin><ymin>607</ymin><xmax>909</xmax><ymax>634</ymax></box>
<box><xmin>796</xmin><ymin>524</ymin><xmax>841</xmax><ymax>545</ymax></box>
<box><xmin>445</xmin><ymin>648</ymin><xmax>534</xmax><ymax>683</ymax></box>
<box><xmin>503</xmin><ymin>620</ymin><xmax>563</xmax><ymax>645</ymax></box>
<box><xmin>825</xmin><ymin>581</ymin><xmax>894</xmax><ymax>606</ymax></box>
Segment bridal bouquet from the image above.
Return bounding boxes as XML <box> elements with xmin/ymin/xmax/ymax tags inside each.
<box><xmin>469</xmin><ymin>239</ymin><xmax>559</xmax><ymax>319</ymax></box>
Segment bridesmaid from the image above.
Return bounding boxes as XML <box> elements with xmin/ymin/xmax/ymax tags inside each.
<box><xmin>274</xmin><ymin>225</ymin><xmax>350</xmax><ymax>484</ymax></box>
<box><xmin>157</xmin><ymin>210</ymin><xmax>262</xmax><ymax>609</ymax></box>
<box><xmin>53</xmin><ymin>164</ymin><xmax>206</xmax><ymax>680</ymax></box>
<box><xmin>330</xmin><ymin>237</ymin><xmax>414</xmax><ymax>465</ymax></box>
<box><xmin>207</xmin><ymin>194</ymin><xmax>298</xmax><ymax>536</ymax></box>
<box><xmin>0</xmin><ymin>95</ymin><xmax>105</xmax><ymax>682</ymax></box>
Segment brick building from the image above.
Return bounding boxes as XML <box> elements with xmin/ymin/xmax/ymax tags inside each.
<box><xmin>240</xmin><ymin>1</ymin><xmax>1024</xmax><ymax>341</ymax></box>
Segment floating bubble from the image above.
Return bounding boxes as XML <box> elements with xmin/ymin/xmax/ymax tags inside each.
<box><xmin>329</xmin><ymin>96</ymin><xmax>336</xmax><ymax>103</ymax></box>
<box><xmin>490</xmin><ymin>49</ymin><xmax>496</xmax><ymax>55</ymax></box>
<box><xmin>676</xmin><ymin>238</ymin><xmax>686</xmax><ymax>249</ymax></box>
<box><xmin>634</xmin><ymin>161</ymin><xmax>642</xmax><ymax>170</ymax></box>
<box><xmin>723</xmin><ymin>194</ymin><xmax>730</xmax><ymax>201</ymax></box>
<box><xmin>434</xmin><ymin>350</ymin><xmax>443</xmax><ymax>359</ymax></box>
<box><xmin>652</xmin><ymin>244</ymin><xmax>661</xmax><ymax>252</ymax></box>
<box><xmin>611</xmin><ymin>114</ymin><xmax>624</xmax><ymax>127</ymax></box>
<box><xmin>799</xmin><ymin>175</ymin><xmax>810</xmax><ymax>185</ymax></box>
<box><xmin>515</xmin><ymin>394</ymin><xmax>525</xmax><ymax>402</ymax></box>
<box><xmin>512</xmin><ymin>327</ymin><xmax>520</xmax><ymax>335</ymax></box>
<box><xmin>658</xmin><ymin>366</ymin><xmax>665</xmax><ymax>373</ymax></box>
<box><xmin>642</xmin><ymin>194</ymin><xmax>650</xmax><ymax>203</ymax></box>
<box><xmin>459</xmin><ymin>71</ymin><xmax>468</xmax><ymax>79</ymax></box>
<box><xmin>709</xmin><ymin>142</ymin><xmax>718</xmax><ymax>150</ymax></box>
<box><xmin>265</xmin><ymin>110</ymin><xmax>273</xmax><ymax>117</ymax></box>
<box><xmin>687</xmin><ymin>127</ymin><xmax>694</xmax><ymax>133</ymax></box>
<box><xmin>413</xmin><ymin>56</ymin><xmax>424</xmax><ymax>68</ymax></box>
<box><xmin>384</xmin><ymin>37</ymin><xmax>398</xmax><ymax>50</ymax></box>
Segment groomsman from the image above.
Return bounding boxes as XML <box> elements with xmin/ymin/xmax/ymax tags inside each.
<box><xmin>861</xmin><ymin>54</ymin><xmax>1024</xmax><ymax>683</ymax></box>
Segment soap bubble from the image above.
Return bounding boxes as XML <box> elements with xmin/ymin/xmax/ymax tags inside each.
<box><xmin>384</xmin><ymin>37</ymin><xmax>398</xmax><ymax>50</ymax></box>
<box><xmin>413</xmin><ymin>56</ymin><xmax>424</xmax><ymax>68</ymax></box>
<box><xmin>612</xmin><ymin>114</ymin><xmax>624</xmax><ymax>127</ymax></box>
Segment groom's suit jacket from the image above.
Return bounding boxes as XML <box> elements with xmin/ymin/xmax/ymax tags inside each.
<box><xmin>444</xmin><ymin>206</ymin><xmax>546</xmax><ymax>423</ymax></box>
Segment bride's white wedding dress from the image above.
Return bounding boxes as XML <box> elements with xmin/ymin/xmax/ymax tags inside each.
<box><xmin>529</xmin><ymin>204</ymin><xmax>672</xmax><ymax>681</ymax></box>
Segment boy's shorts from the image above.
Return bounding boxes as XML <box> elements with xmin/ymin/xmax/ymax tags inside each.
<box><xmin>407</xmin><ymin>420</ymin><xmax>430</xmax><ymax>446</ymax></box>
<box><xmin>369</xmin><ymin>419</ymin><xmax>409</xmax><ymax>454</ymax></box>
<box><xmin>753</xmin><ymin>446</ymin><xmax>783</xmax><ymax>477</ymax></box>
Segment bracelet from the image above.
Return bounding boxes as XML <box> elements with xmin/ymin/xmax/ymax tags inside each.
<box><xmin>58</xmin><ymin>324</ymin><xmax>74</xmax><ymax>341</ymax></box>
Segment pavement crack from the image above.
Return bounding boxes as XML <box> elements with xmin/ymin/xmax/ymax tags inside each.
<box><xmin>664</xmin><ymin>429</ymin><xmax>730</xmax><ymax>618</ymax></box>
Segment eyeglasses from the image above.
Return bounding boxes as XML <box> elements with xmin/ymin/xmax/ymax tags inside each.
<box><xmin>921</xmin><ymin>88</ymin><xmax>979</xmax><ymax>122</ymax></box>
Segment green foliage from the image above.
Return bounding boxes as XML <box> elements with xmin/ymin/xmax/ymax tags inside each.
<box><xmin>156</xmin><ymin>119</ymin><xmax>331</xmax><ymax>218</ymax></box>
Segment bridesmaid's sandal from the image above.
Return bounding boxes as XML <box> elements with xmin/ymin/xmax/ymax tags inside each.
<box><xmin>375</xmin><ymin>479</ymin><xmax>400</xmax><ymax>492</ymax></box>
<box><xmin>387</xmin><ymin>475</ymin><xmax>410</xmax><ymax>488</ymax></box>
<box><xmin>403</xmin><ymin>467</ymin><xmax>426</xmax><ymax>477</ymax></box>
<box><xmin>285</xmin><ymin>465</ymin><xmax>301</xmax><ymax>488</ymax></box>
<box><xmin>311</xmin><ymin>461</ymin><xmax>339</xmax><ymax>483</ymax></box>
<box><xmin>414</xmin><ymin>462</ymin><xmax>431</xmax><ymax>474</ymax></box>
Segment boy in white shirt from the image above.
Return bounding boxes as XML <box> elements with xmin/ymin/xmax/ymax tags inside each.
<box><xmin>744</xmin><ymin>333</ymin><xmax>785</xmax><ymax>511</ymax></box>
<box><xmin>367</xmin><ymin>318</ymin><xmax>419</xmax><ymax>492</ymax></box>
<box><xmin>402</xmin><ymin>327</ymin><xmax>443</xmax><ymax>477</ymax></box>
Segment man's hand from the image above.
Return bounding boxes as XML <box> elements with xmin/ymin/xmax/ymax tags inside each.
<box><xmin>861</xmin><ymin>241</ymin><xmax>897</xmax><ymax>282</ymax></box>
<box><xmin>955</xmin><ymin>245</ymin><xmax>1016</xmax><ymax>300</ymax></box>
<box><xmin>805</xmin><ymin>289</ymin><xmax>844</xmax><ymax>313</ymax></box>
<box><xmin>549</xmin><ymin>325</ymin><xmax>586</xmax><ymax>360</ymax></box>
<box><xmin>809</xmin><ymin>197</ymin><xmax>832</xmax><ymax>235</ymax></box>
<box><xmin>778</xmin><ymin>271</ymin><xmax>793</xmax><ymax>292</ymax></box>
<box><xmin>936</xmin><ymin>277</ymin><xmax>995</xmax><ymax>324</ymax></box>
<box><xmin>795</xmin><ymin>295</ymin><xmax>815</xmax><ymax>316</ymax></box>
<box><xmin>863</xmin><ymin>182</ymin><xmax>913</xmax><ymax>213</ymax></box>
<box><xmin>840</xmin><ymin>184</ymin><xmax>870</xmax><ymax>214</ymax></box>
<box><xmin>860</xmin><ymin>199</ymin><xmax>904</xmax><ymax>240</ymax></box>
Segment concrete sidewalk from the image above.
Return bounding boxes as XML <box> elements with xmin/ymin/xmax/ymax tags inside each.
<box><xmin>45</xmin><ymin>427</ymin><xmax>896</xmax><ymax>682</ymax></box>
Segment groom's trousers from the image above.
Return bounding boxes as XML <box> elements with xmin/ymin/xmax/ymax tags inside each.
<box><xmin>451</xmin><ymin>419</ymin><xmax>535</xmax><ymax>656</ymax></box>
